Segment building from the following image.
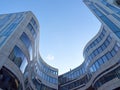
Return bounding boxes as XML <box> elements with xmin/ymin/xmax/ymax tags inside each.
<box><xmin>58</xmin><ymin>0</ymin><xmax>120</xmax><ymax>90</ymax></box>
<box><xmin>0</xmin><ymin>0</ymin><xmax>120</xmax><ymax>90</ymax></box>
<box><xmin>0</xmin><ymin>11</ymin><xmax>58</xmax><ymax>90</ymax></box>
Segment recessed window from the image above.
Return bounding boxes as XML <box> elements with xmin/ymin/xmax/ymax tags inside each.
<box><xmin>20</xmin><ymin>32</ymin><xmax>32</xmax><ymax>60</ymax></box>
<box><xmin>9</xmin><ymin>46</ymin><xmax>28</xmax><ymax>73</ymax></box>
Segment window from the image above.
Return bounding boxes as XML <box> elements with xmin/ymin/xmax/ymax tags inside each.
<box><xmin>114</xmin><ymin>44</ymin><xmax>119</xmax><ymax>51</ymax></box>
<box><xmin>20</xmin><ymin>32</ymin><xmax>32</xmax><ymax>60</ymax></box>
<box><xmin>27</xmin><ymin>23</ymin><xmax>36</xmax><ymax>38</ymax></box>
<box><xmin>98</xmin><ymin>47</ymin><xmax>102</xmax><ymax>53</ymax></box>
<box><xmin>106</xmin><ymin>52</ymin><xmax>113</xmax><ymax>60</ymax></box>
<box><xmin>95</xmin><ymin>3</ymin><xmax>109</xmax><ymax>15</ymax></box>
<box><xmin>31</xmin><ymin>18</ymin><xmax>37</xmax><ymax>29</ymax></box>
<box><xmin>111</xmin><ymin>49</ymin><xmax>116</xmax><ymax>56</ymax></box>
<box><xmin>101</xmin><ymin>15</ymin><xmax>120</xmax><ymax>32</ymax></box>
<box><xmin>93</xmin><ymin>64</ymin><xmax>97</xmax><ymax>72</ymax></box>
<box><xmin>98</xmin><ymin>58</ymin><xmax>104</xmax><ymax>65</ymax></box>
<box><xmin>102</xmin><ymin>55</ymin><xmax>108</xmax><ymax>63</ymax></box>
<box><xmin>116</xmin><ymin>32</ymin><xmax>120</xmax><ymax>38</ymax></box>
<box><xmin>94</xmin><ymin>49</ymin><xmax>99</xmax><ymax>56</ymax></box>
<box><xmin>95</xmin><ymin>61</ymin><xmax>100</xmax><ymax>70</ymax></box>
<box><xmin>101</xmin><ymin>44</ymin><xmax>106</xmax><ymax>50</ymax></box>
<box><xmin>9</xmin><ymin>46</ymin><xmax>28</xmax><ymax>73</ymax></box>
<box><xmin>104</xmin><ymin>40</ymin><xmax>109</xmax><ymax>47</ymax></box>
<box><xmin>107</xmin><ymin>35</ymin><xmax>112</xmax><ymax>41</ymax></box>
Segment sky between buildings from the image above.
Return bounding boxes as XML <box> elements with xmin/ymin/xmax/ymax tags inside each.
<box><xmin>0</xmin><ymin>0</ymin><xmax>100</xmax><ymax>75</ymax></box>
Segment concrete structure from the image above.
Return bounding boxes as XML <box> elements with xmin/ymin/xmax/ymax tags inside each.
<box><xmin>0</xmin><ymin>11</ymin><xmax>58</xmax><ymax>90</ymax></box>
<box><xmin>0</xmin><ymin>0</ymin><xmax>120</xmax><ymax>90</ymax></box>
<box><xmin>58</xmin><ymin>0</ymin><xmax>120</xmax><ymax>90</ymax></box>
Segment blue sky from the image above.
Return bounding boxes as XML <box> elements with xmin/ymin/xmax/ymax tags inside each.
<box><xmin>0</xmin><ymin>0</ymin><xmax>100</xmax><ymax>75</ymax></box>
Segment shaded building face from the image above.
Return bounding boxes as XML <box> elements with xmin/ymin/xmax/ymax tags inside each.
<box><xmin>0</xmin><ymin>67</ymin><xmax>22</xmax><ymax>90</ymax></box>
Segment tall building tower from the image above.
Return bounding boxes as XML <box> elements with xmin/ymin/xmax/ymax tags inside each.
<box><xmin>0</xmin><ymin>11</ymin><xmax>58</xmax><ymax>90</ymax></box>
<box><xmin>58</xmin><ymin>0</ymin><xmax>120</xmax><ymax>90</ymax></box>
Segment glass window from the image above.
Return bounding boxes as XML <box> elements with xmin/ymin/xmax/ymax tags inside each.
<box><xmin>106</xmin><ymin>52</ymin><xmax>113</xmax><ymax>60</ymax></box>
<box><xmin>92</xmin><ymin>64</ymin><xmax>96</xmax><ymax>72</ymax></box>
<box><xmin>101</xmin><ymin>44</ymin><xmax>106</xmax><ymax>50</ymax></box>
<box><xmin>107</xmin><ymin>4</ymin><xmax>120</xmax><ymax>13</ymax></box>
<box><xmin>94</xmin><ymin>49</ymin><xmax>99</xmax><ymax>56</ymax></box>
<box><xmin>94</xmin><ymin>9</ymin><xmax>103</xmax><ymax>16</ymax></box>
<box><xmin>111</xmin><ymin>49</ymin><xmax>116</xmax><ymax>56</ymax></box>
<box><xmin>102</xmin><ymin>55</ymin><xmax>108</xmax><ymax>63</ymax></box>
<box><xmin>31</xmin><ymin>18</ymin><xmax>37</xmax><ymax>29</ymax></box>
<box><xmin>97</xmin><ymin>37</ymin><xmax>101</xmax><ymax>42</ymax></box>
<box><xmin>27</xmin><ymin>23</ymin><xmax>36</xmax><ymax>38</ymax></box>
<box><xmin>114</xmin><ymin>44</ymin><xmax>119</xmax><ymax>52</ymax></box>
<box><xmin>20</xmin><ymin>32</ymin><xmax>32</xmax><ymax>60</ymax></box>
<box><xmin>94</xmin><ymin>40</ymin><xmax>98</xmax><ymax>45</ymax></box>
<box><xmin>101</xmin><ymin>16</ymin><xmax>120</xmax><ymax>32</ymax></box>
<box><xmin>98</xmin><ymin>58</ymin><xmax>104</xmax><ymax>65</ymax></box>
<box><xmin>9</xmin><ymin>46</ymin><xmax>28</xmax><ymax>73</ymax></box>
<box><xmin>95</xmin><ymin>61</ymin><xmax>100</xmax><ymax>70</ymax></box>
<box><xmin>95</xmin><ymin>3</ymin><xmax>109</xmax><ymax>15</ymax></box>
<box><xmin>104</xmin><ymin>40</ymin><xmax>109</xmax><ymax>47</ymax></box>
<box><xmin>117</xmin><ymin>42</ymin><xmax>120</xmax><ymax>47</ymax></box>
<box><xmin>107</xmin><ymin>35</ymin><xmax>112</xmax><ymax>41</ymax></box>
<box><xmin>98</xmin><ymin>47</ymin><xmax>102</xmax><ymax>53</ymax></box>
<box><xmin>102</xmin><ymin>29</ymin><xmax>106</xmax><ymax>35</ymax></box>
<box><xmin>90</xmin><ymin>67</ymin><xmax>94</xmax><ymax>73</ymax></box>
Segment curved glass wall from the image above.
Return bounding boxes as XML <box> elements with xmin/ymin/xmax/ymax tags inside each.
<box><xmin>59</xmin><ymin>64</ymin><xmax>85</xmax><ymax>84</ymax></box>
<box><xmin>84</xmin><ymin>34</ymin><xmax>112</xmax><ymax>68</ymax></box>
<box><xmin>59</xmin><ymin>1</ymin><xmax>120</xmax><ymax>89</ymax></box>
<box><xmin>0</xmin><ymin>12</ymin><xmax>24</xmax><ymax>48</ymax></box>
<box><xmin>38</xmin><ymin>59</ymin><xmax>58</xmax><ymax>76</ymax></box>
<box><xmin>35</xmin><ymin>60</ymin><xmax>58</xmax><ymax>85</ymax></box>
<box><xmin>89</xmin><ymin>42</ymin><xmax>120</xmax><ymax>74</ymax></box>
<box><xmin>84</xmin><ymin>29</ymin><xmax>106</xmax><ymax>57</ymax></box>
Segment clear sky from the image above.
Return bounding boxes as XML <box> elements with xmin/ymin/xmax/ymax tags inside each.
<box><xmin>0</xmin><ymin>0</ymin><xmax>100</xmax><ymax>75</ymax></box>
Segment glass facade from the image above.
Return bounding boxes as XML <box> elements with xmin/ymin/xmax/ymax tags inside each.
<box><xmin>59</xmin><ymin>76</ymin><xmax>86</xmax><ymax>90</ymax></box>
<box><xmin>36</xmin><ymin>61</ymin><xmax>58</xmax><ymax>85</ymax></box>
<box><xmin>9</xmin><ymin>46</ymin><xmax>28</xmax><ymax>73</ymax></box>
<box><xmin>59</xmin><ymin>65</ymin><xmax>85</xmax><ymax>84</ymax></box>
<box><xmin>27</xmin><ymin>23</ymin><xmax>36</xmax><ymax>38</ymax></box>
<box><xmin>59</xmin><ymin>0</ymin><xmax>120</xmax><ymax>90</ymax></box>
<box><xmin>20</xmin><ymin>32</ymin><xmax>32</xmax><ymax>60</ymax></box>
<box><xmin>84</xmin><ymin>35</ymin><xmax>112</xmax><ymax>69</ymax></box>
<box><xmin>89</xmin><ymin>42</ymin><xmax>120</xmax><ymax>74</ymax></box>
<box><xmin>32</xmin><ymin>72</ymin><xmax>57</xmax><ymax>90</ymax></box>
<box><xmin>84</xmin><ymin>29</ymin><xmax>106</xmax><ymax>57</ymax></box>
<box><xmin>94</xmin><ymin>66</ymin><xmax>120</xmax><ymax>89</ymax></box>
<box><xmin>30</xmin><ymin>18</ymin><xmax>38</xmax><ymax>30</ymax></box>
<box><xmin>89</xmin><ymin>2</ymin><xmax>120</xmax><ymax>41</ymax></box>
<box><xmin>0</xmin><ymin>3</ymin><xmax>120</xmax><ymax>89</ymax></box>
<box><xmin>0</xmin><ymin>13</ymin><xmax>24</xmax><ymax>48</ymax></box>
<box><xmin>38</xmin><ymin>59</ymin><xmax>58</xmax><ymax>76</ymax></box>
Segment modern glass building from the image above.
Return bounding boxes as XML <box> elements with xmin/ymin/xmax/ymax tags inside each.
<box><xmin>59</xmin><ymin>0</ymin><xmax>120</xmax><ymax>90</ymax></box>
<box><xmin>0</xmin><ymin>11</ymin><xmax>58</xmax><ymax>90</ymax></box>
<box><xmin>0</xmin><ymin>0</ymin><xmax>120</xmax><ymax>90</ymax></box>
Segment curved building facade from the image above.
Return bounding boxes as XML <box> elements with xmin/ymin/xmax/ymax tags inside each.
<box><xmin>0</xmin><ymin>0</ymin><xmax>120</xmax><ymax>90</ymax></box>
<box><xmin>0</xmin><ymin>11</ymin><xmax>58</xmax><ymax>90</ymax></box>
<box><xmin>58</xmin><ymin>0</ymin><xmax>120</xmax><ymax>90</ymax></box>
